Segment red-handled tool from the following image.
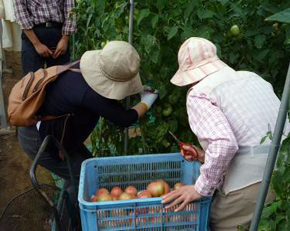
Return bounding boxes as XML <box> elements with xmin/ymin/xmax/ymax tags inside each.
<box><xmin>169</xmin><ymin>131</ymin><xmax>198</xmax><ymax>161</ymax></box>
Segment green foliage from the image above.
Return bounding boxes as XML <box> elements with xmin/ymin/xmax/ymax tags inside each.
<box><xmin>73</xmin><ymin>0</ymin><xmax>290</xmax><ymax>157</ymax></box>
<box><xmin>266</xmin><ymin>8</ymin><xmax>290</xmax><ymax>24</ymax></box>
<box><xmin>258</xmin><ymin>135</ymin><xmax>290</xmax><ymax>231</ymax></box>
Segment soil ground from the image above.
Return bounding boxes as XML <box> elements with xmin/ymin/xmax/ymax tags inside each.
<box><xmin>0</xmin><ymin>133</ymin><xmax>53</xmax><ymax>211</ymax></box>
<box><xmin>0</xmin><ymin>51</ymin><xmax>54</xmax><ymax>230</ymax></box>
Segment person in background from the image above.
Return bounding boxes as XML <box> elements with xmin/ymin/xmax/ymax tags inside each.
<box><xmin>17</xmin><ymin>40</ymin><xmax>158</xmax><ymax>185</ymax></box>
<box><xmin>162</xmin><ymin>37</ymin><xmax>276</xmax><ymax>231</ymax></box>
<box><xmin>13</xmin><ymin>0</ymin><xmax>76</xmax><ymax>75</ymax></box>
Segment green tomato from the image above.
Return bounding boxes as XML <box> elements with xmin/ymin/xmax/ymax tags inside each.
<box><xmin>161</xmin><ymin>139</ymin><xmax>170</xmax><ymax>148</ymax></box>
<box><xmin>230</xmin><ymin>25</ymin><xmax>240</xmax><ymax>36</ymax></box>
<box><xmin>162</xmin><ymin>104</ymin><xmax>173</xmax><ymax>117</ymax></box>
<box><xmin>168</xmin><ymin>94</ymin><xmax>179</xmax><ymax>105</ymax></box>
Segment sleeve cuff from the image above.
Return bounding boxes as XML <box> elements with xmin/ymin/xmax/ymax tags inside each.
<box><xmin>195</xmin><ymin>175</ymin><xmax>216</xmax><ymax>196</ymax></box>
<box><xmin>19</xmin><ymin>21</ymin><xmax>34</xmax><ymax>30</ymax></box>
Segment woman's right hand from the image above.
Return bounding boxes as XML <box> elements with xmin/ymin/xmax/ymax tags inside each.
<box><xmin>181</xmin><ymin>144</ymin><xmax>205</xmax><ymax>163</ymax></box>
<box><xmin>140</xmin><ymin>86</ymin><xmax>159</xmax><ymax>109</ymax></box>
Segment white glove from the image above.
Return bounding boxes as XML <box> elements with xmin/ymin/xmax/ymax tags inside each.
<box><xmin>140</xmin><ymin>86</ymin><xmax>158</xmax><ymax>109</ymax></box>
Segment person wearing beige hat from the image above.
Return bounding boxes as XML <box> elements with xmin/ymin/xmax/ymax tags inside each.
<box><xmin>162</xmin><ymin>37</ymin><xmax>277</xmax><ymax>230</ymax></box>
<box><xmin>17</xmin><ymin>41</ymin><xmax>158</xmax><ymax>183</ymax></box>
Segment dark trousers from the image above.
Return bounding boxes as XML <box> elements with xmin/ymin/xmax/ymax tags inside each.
<box><xmin>21</xmin><ymin>27</ymin><xmax>70</xmax><ymax>76</ymax></box>
<box><xmin>17</xmin><ymin>126</ymin><xmax>92</xmax><ymax>182</ymax></box>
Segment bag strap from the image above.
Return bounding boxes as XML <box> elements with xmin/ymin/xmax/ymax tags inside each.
<box><xmin>55</xmin><ymin>60</ymin><xmax>80</xmax><ymax>76</ymax></box>
<box><xmin>36</xmin><ymin>60</ymin><xmax>81</xmax><ymax>122</ymax></box>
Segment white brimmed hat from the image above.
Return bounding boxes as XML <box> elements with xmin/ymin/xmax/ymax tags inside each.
<box><xmin>80</xmin><ymin>41</ymin><xmax>143</xmax><ymax>100</ymax></box>
<box><xmin>170</xmin><ymin>37</ymin><xmax>228</xmax><ymax>86</ymax></box>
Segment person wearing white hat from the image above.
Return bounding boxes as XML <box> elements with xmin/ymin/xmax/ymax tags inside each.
<box><xmin>17</xmin><ymin>41</ymin><xmax>158</xmax><ymax>181</ymax></box>
<box><xmin>162</xmin><ymin>37</ymin><xmax>278</xmax><ymax>230</ymax></box>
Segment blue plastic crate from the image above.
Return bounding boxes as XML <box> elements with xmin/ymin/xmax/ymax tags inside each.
<box><xmin>78</xmin><ymin>153</ymin><xmax>211</xmax><ymax>231</ymax></box>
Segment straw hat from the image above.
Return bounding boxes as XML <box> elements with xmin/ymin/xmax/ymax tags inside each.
<box><xmin>170</xmin><ymin>37</ymin><xmax>228</xmax><ymax>86</ymax></box>
<box><xmin>80</xmin><ymin>41</ymin><xmax>143</xmax><ymax>100</ymax></box>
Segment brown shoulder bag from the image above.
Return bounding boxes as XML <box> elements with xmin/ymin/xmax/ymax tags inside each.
<box><xmin>7</xmin><ymin>60</ymin><xmax>80</xmax><ymax>127</ymax></box>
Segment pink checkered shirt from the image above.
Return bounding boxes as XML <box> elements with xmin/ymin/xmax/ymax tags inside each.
<box><xmin>187</xmin><ymin>68</ymin><xmax>281</xmax><ymax>196</ymax></box>
<box><xmin>13</xmin><ymin>0</ymin><xmax>76</xmax><ymax>35</ymax></box>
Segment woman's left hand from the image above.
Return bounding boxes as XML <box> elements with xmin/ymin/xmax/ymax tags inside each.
<box><xmin>161</xmin><ymin>185</ymin><xmax>202</xmax><ymax>212</ymax></box>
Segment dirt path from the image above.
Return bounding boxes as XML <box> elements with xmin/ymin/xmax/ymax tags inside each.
<box><xmin>0</xmin><ymin>132</ymin><xmax>53</xmax><ymax>212</ymax></box>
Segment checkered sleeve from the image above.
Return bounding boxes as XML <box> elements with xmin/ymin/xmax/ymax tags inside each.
<box><xmin>187</xmin><ymin>92</ymin><xmax>238</xmax><ymax>196</ymax></box>
<box><xmin>13</xmin><ymin>0</ymin><xmax>34</xmax><ymax>29</ymax></box>
<box><xmin>62</xmin><ymin>0</ymin><xmax>77</xmax><ymax>35</ymax></box>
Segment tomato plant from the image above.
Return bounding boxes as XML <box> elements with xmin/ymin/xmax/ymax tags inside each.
<box><xmin>73</xmin><ymin>0</ymin><xmax>290</xmax><ymax>157</ymax></box>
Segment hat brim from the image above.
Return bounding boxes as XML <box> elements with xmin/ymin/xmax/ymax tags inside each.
<box><xmin>170</xmin><ymin>60</ymin><xmax>228</xmax><ymax>87</ymax></box>
<box><xmin>80</xmin><ymin>50</ymin><xmax>143</xmax><ymax>100</ymax></box>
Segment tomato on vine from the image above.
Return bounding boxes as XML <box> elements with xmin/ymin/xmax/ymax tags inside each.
<box><xmin>162</xmin><ymin>104</ymin><xmax>173</xmax><ymax>117</ymax></box>
<box><xmin>230</xmin><ymin>25</ymin><xmax>240</xmax><ymax>36</ymax></box>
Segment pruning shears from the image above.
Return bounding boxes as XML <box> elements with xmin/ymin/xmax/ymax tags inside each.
<box><xmin>169</xmin><ymin>131</ymin><xmax>198</xmax><ymax>161</ymax></box>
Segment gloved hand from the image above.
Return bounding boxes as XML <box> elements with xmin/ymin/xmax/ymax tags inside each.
<box><xmin>140</xmin><ymin>86</ymin><xmax>158</xmax><ymax>110</ymax></box>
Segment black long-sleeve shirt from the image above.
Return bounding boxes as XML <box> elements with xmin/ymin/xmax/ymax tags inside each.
<box><xmin>38</xmin><ymin>63</ymin><xmax>138</xmax><ymax>152</ymax></box>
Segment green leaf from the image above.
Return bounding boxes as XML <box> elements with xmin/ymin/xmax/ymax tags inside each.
<box><xmin>244</xmin><ymin>29</ymin><xmax>260</xmax><ymax>37</ymax></box>
<box><xmin>231</xmin><ymin>3</ymin><xmax>245</xmax><ymax>17</ymax></box>
<box><xmin>218</xmin><ymin>0</ymin><xmax>230</xmax><ymax>6</ymax></box>
<box><xmin>197</xmin><ymin>9</ymin><xmax>215</xmax><ymax>20</ymax></box>
<box><xmin>260</xmin><ymin>135</ymin><xmax>268</xmax><ymax>144</ymax></box>
<box><xmin>150</xmin><ymin>48</ymin><xmax>160</xmax><ymax>64</ymax></box>
<box><xmin>254</xmin><ymin>35</ymin><xmax>267</xmax><ymax>48</ymax></box>
<box><xmin>181</xmin><ymin>27</ymin><xmax>195</xmax><ymax>40</ymax></box>
<box><xmin>168</xmin><ymin>120</ymin><xmax>178</xmax><ymax>133</ymax></box>
<box><xmin>184</xmin><ymin>1</ymin><xmax>195</xmax><ymax>20</ymax></box>
<box><xmin>156</xmin><ymin>0</ymin><xmax>166</xmax><ymax>10</ymax></box>
<box><xmin>137</xmin><ymin>9</ymin><xmax>151</xmax><ymax>26</ymax></box>
<box><xmin>285</xmin><ymin>26</ymin><xmax>290</xmax><ymax>45</ymax></box>
<box><xmin>151</xmin><ymin>14</ymin><xmax>159</xmax><ymax>28</ymax></box>
<box><xmin>229</xmin><ymin>52</ymin><xmax>239</xmax><ymax>64</ymax></box>
<box><xmin>167</xmin><ymin>26</ymin><xmax>179</xmax><ymax>40</ymax></box>
<box><xmin>256</xmin><ymin>49</ymin><xmax>270</xmax><ymax>61</ymax></box>
<box><xmin>266</xmin><ymin>8</ymin><xmax>290</xmax><ymax>24</ymax></box>
<box><xmin>158</xmin><ymin>84</ymin><xmax>167</xmax><ymax>100</ymax></box>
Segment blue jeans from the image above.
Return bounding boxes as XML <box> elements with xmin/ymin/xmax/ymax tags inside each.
<box><xmin>17</xmin><ymin>126</ymin><xmax>92</xmax><ymax>181</ymax></box>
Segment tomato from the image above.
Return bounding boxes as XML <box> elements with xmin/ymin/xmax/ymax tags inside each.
<box><xmin>147</xmin><ymin>181</ymin><xmax>164</xmax><ymax>197</ymax></box>
<box><xmin>168</xmin><ymin>94</ymin><xmax>178</xmax><ymax>105</ymax></box>
<box><xmin>161</xmin><ymin>139</ymin><xmax>170</xmax><ymax>148</ymax></box>
<box><xmin>230</xmin><ymin>25</ymin><xmax>240</xmax><ymax>36</ymax></box>
<box><xmin>162</xmin><ymin>104</ymin><xmax>173</xmax><ymax>117</ymax></box>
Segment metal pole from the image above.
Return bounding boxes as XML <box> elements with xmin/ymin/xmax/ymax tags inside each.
<box><xmin>124</xmin><ymin>0</ymin><xmax>134</xmax><ymax>153</ymax></box>
<box><xmin>249</xmin><ymin>63</ymin><xmax>290</xmax><ymax>231</ymax></box>
<box><xmin>0</xmin><ymin>20</ymin><xmax>9</xmax><ymax>130</ymax></box>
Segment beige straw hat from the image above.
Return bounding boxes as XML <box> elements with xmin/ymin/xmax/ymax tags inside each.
<box><xmin>170</xmin><ymin>37</ymin><xmax>228</xmax><ymax>86</ymax></box>
<box><xmin>80</xmin><ymin>41</ymin><xmax>143</xmax><ymax>100</ymax></box>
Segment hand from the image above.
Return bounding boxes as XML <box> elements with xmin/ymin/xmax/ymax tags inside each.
<box><xmin>34</xmin><ymin>42</ymin><xmax>53</xmax><ymax>57</ymax></box>
<box><xmin>140</xmin><ymin>85</ymin><xmax>158</xmax><ymax>109</ymax></box>
<box><xmin>181</xmin><ymin>144</ymin><xmax>205</xmax><ymax>163</ymax></box>
<box><xmin>52</xmin><ymin>36</ymin><xmax>69</xmax><ymax>59</ymax></box>
<box><xmin>161</xmin><ymin>185</ymin><xmax>202</xmax><ymax>212</ymax></box>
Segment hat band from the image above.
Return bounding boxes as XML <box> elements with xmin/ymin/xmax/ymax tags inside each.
<box><xmin>97</xmin><ymin>58</ymin><xmax>136</xmax><ymax>82</ymax></box>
